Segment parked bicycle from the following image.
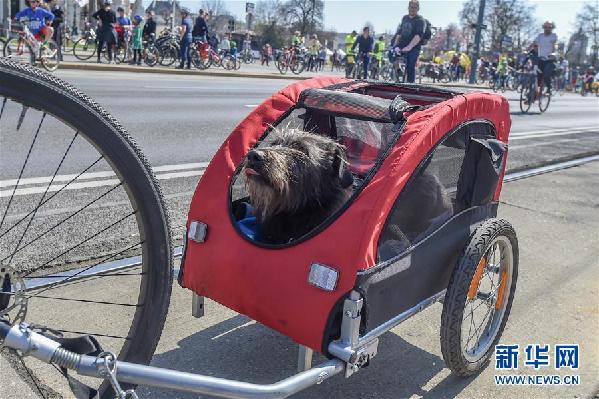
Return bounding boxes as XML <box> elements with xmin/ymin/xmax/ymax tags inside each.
<box><xmin>276</xmin><ymin>46</ymin><xmax>305</xmax><ymax>75</ymax></box>
<box><xmin>72</xmin><ymin>21</ymin><xmax>98</xmax><ymax>60</ymax></box>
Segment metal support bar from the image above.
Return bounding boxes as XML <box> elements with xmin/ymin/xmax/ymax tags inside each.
<box><xmin>0</xmin><ymin>322</ymin><xmax>344</xmax><ymax>399</ymax></box>
<box><xmin>192</xmin><ymin>293</ymin><xmax>205</xmax><ymax>318</ymax></box>
<box><xmin>297</xmin><ymin>345</ymin><xmax>313</xmax><ymax>372</ymax></box>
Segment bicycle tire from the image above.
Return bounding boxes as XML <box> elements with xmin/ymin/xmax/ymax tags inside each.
<box><xmin>73</xmin><ymin>38</ymin><xmax>96</xmax><ymax>60</ymax></box>
<box><xmin>538</xmin><ymin>88</ymin><xmax>551</xmax><ymax>113</ymax></box>
<box><xmin>4</xmin><ymin>38</ymin><xmax>35</xmax><ymax>67</ymax></box>
<box><xmin>290</xmin><ymin>57</ymin><xmax>305</xmax><ymax>75</ymax></box>
<box><xmin>40</xmin><ymin>39</ymin><xmax>60</xmax><ymax>72</ymax></box>
<box><xmin>441</xmin><ymin>219</ymin><xmax>518</xmax><ymax>376</ymax></box>
<box><xmin>0</xmin><ymin>58</ymin><xmax>173</xmax><ymax>399</ymax></box>
<box><xmin>519</xmin><ymin>85</ymin><xmax>532</xmax><ymax>113</ymax></box>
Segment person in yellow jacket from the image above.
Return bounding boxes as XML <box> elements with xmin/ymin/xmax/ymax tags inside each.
<box><xmin>344</xmin><ymin>30</ymin><xmax>357</xmax><ymax>77</ymax></box>
<box><xmin>459</xmin><ymin>52</ymin><xmax>471</xmax><ymax>80</ymax></box>
<box><xmin>373</xmin><ymin>36</ymin><xmax>385</xmax><ymax>66</ymax></box>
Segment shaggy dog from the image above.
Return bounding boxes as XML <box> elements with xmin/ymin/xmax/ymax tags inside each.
<box><xmin>242</xmin><ymin>128</ymin><xmax>354</xmax><ymax>244</ymax></box>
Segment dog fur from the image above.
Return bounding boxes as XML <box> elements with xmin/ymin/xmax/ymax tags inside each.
<box><xmin>243</xmin><ymin>128</ymin><xmax>354</xmax><ymax>244</ymax></box>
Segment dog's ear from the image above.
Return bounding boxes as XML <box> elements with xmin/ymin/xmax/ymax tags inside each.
<box><xmin>333</xmin><ymin>148</ymin><xmax>354</xmax><ymax>188</ymax></box>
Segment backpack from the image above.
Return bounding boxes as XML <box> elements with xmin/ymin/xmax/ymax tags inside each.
<box><xmin>420</xmin><ymin>18</ymin><xmax>432</xmax><ymax>45</ymax></box>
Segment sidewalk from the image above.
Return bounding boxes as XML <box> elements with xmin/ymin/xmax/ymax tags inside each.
<box><xmin>57</xmin><ymin>59</ymin><xmax>487</xmax><ymax>90</ymax></box>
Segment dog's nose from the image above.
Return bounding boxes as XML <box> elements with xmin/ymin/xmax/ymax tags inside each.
<box><xmin>247</xmin><ymin>150</ymin><xmax>264</xmax><ymax>165</ymax></box>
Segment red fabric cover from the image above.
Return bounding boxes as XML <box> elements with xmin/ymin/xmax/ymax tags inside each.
<box><xmin>182</xmin><ymin>82</ymin><xmax>511</xmax><ymax>351</ymax></box>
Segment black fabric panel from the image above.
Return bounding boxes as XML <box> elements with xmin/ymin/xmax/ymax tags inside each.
<box><xmin>456</xmin><ymin>123</ymin><xmax>506</xmax><ymax>211</ymax></box>
<box><xmin>355</xmin><ymin>204</ymin><xmax>497</xmax><ymax>333</ymax></box>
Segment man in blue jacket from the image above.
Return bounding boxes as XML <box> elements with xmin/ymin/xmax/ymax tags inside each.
<box><xmin>393</xmin><ymin>0</ymin><xmax>425</xmax><ymax>83</ymax></box>
<box><xmin>352</xmin><ymin>26</ymin><xmax>374</xmax><ymax>79</ymax></box>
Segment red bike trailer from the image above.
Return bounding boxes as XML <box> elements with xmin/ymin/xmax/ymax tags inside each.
<box><xmin>179</xmin><ymin>76</ymin><xmax>514</xmax><ymax>355</ymax></box>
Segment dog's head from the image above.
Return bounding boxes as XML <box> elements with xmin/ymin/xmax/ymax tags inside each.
<box><xmin>243</xmin><ymin>128</ymin><xmax>353</xmax><ymax>222</ymax></box>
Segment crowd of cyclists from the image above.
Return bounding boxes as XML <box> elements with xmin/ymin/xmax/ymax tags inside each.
<box><xmin>2</xmin><ymin>0</ymin><xmax>598</xmax><ymax>98</ymax></box>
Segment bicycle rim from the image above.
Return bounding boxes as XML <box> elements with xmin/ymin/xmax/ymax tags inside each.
<box><xmin>0</xmin><ymin>59</ymin><xmax>172</xmax><ymax>399</ymax></box>
<box><xmin>5</xmin><ymin>38</ymin><xmax>35</xmax><ymax>67</ymax></box>
<box><xmin>40</xmin><ymin>40</ymin><xmax>60</xmax><ymax>72</ymax></box>
<box><xmin>73</xmin><ymin>39</ymin><xmax>96</xmax><ymax>60</ymax></box>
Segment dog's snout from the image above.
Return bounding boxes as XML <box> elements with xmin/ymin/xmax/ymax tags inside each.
<box><xmin>247</xmin><ymin>150</ymin><xmax>264</xmax><ymax>165</ymax></box>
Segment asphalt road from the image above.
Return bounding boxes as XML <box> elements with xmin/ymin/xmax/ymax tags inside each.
<box><xmin>0</xmin><ymin>70</ymin><xmax>598</xmax><ymax>399</ymax></box>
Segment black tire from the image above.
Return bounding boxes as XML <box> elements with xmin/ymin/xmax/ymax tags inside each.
<box><xmin>290</xmin><ymin>57</ymin><xmax>305</xmax><ymax>75</ymax></box>
<box><xmin>0</xmin><ymin>59</ymin><xmax>173</xmax><ymax>398</ymax></box>
<box><xmin>519</xmin><ymin>85</ymin><xmax>533</xmax><ymax>113</ymax></box>
<box><xmin>73</xmin><ymin>38</ymin><xmax>97</xmax><ymax>60</ymax></box>
<box><xmin>440</xmin><ymin>219</ymin><xmax>518</xmax><ymax>376</ymax></box>
<box><xmin>191</xmin><ymin>48</ymin><xmax>211</xmax><ymax>70</ymax></box>
<box><xmin>158</xmin><ymin>44</ymin><xmax>177</xmax><ymax>66</ymax></box>
<box><xmin>40</xmin><ymin>40</ymin><xmax>60</xmax><ymax>72</ymax></box>
<box><xmin>538</xmin><ymin>87</ymin><xmax>551</xmax><ymax>113</ymax></box>
<box><xmin>144</xmin><ymin>47</ymin><xmax>160</xmax><ymax>67</ymax></box>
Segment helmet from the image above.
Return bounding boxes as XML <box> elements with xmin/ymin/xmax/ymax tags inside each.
<box><xmin>543</xmin><ymin>21</ymin><xmax>555</xmax><ymax>29</ymax></box>
<box><xmin>133</xmin><ymin>15</ymin><xmax>143</xmax><ymax>23</ymax></box>
<box><xmin>180</xmin><ymin>7</ymin><xmax>190</xmax><ymax>15</ymax></box>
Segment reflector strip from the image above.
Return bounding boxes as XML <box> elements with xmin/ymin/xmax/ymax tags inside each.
<box><xmin>467</xmin><ymin>257</ymin><xmax>486</xmax><ymax>300</ymax></box>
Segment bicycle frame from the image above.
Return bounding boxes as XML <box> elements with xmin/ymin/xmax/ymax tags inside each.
<box><xmin>0</xmin><ymin>289</ymin><xmax>444</xmax><ymax>399</ymax></box>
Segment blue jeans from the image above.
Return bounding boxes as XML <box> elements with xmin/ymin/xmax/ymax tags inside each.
<box><xmin>405</xmin><ymin>46</ymin><xmax>420</xmax><ymax>83</ymax></box>
<box><xmin>362</xmin><ymin>54</ymin><xmax>371</xmax><ymax>79</ymax></box>
<box><xmin>179</xmin><ymin>37</ymin><xmax>191</xmax><ymax>67</ymax></box>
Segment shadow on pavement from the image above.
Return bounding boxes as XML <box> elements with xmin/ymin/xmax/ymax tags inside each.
<box><xmin>141</xmin><ymin>314</ymin><xmax>474</xmax><ymax>399</ymax></box>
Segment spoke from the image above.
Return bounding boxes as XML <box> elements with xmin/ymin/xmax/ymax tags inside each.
<box><xmin>24</xmin><ymin>294</ymin><xmax>140</xmax><ymax>307</ymax></box>
<box><xmin>25</xmin><ymin>271</ymin><xmax>144</xmax><ymax>279</ymax></box>
<box><xmin>30</xmin><ymin>241</ymin><xmax>143</xmax><ymax>295</ymax></box>
<box><xmin>22</xmin><ymin>211</ymin><xmax>136</xmax><ymax>278</ymax></box>
<box><xmin>0</xmin><ymin>97</ymin><xmax>6</xmax><ymax>120</ymax></box>
<box><xmin>51</xmin><ymin>328</ymin><xmax>130</xmax><ymax>340</ymax></box>
<box><xmin>18</xmin><ymin>350</ymin><xmax>48</xmax><ymax>399</ymax></box>
<box><xmin>0</xmin><ymin>156</ymin><xmax>105</xmax><ymax>240</ymax></box>
<box><xmin>1</xmin><ymin>182</ymin><xmax>124</xmax><ymax>263</ymax></box>
<box><xmin>0</xmin><ymin>113</ymin><xmax>46</xmax><ymax>232</ymax></box>
<box><xmin>5</xmin><ymin>132</ymin><xmax>80</xmax><ymax>265</ymax></box>
<box><xmin>465</xmin><ymin>302</ymin><xmax>494</xmax><ymax>349</ymax></box>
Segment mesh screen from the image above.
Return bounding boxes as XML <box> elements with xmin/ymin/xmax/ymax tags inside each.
<box><xmin>300</xmin><ymin>88</ymin><xmax>393</xmax><ymax>121</ymax></box>
<box><xmin>377</xmin><ymin>129</ymin><xmax>467</xmax><ymax>261</ymax></box>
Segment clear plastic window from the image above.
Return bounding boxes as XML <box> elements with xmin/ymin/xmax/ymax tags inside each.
<box><xmin>230</xmin><ymin>107</ymin><xmax>400</xmax><ymax>246</ymax></box>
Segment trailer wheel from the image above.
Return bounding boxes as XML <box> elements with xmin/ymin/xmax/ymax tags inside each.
<box><xmin>440</xmin><ymin>218</ymin><xmax>518</xmax><ymax>376</ymax></box>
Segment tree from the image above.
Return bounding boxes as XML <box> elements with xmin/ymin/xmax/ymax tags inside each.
<box><xmin>255</xmin><ymin>0</ymin><xmax>286</xmax><ymax>47</ymax></box>
<box><xmin>459</xmin><ymin>0</ymin><xmax>536</xmax><ymax>52</ymax></box>
<box><xmin>282</xmin><ymin>0</ymin><xmax>324</xmax><ymax>36</ymax></box>
<box><xmin>575</xmin><ymin>1</ymin><xmax>599</xmax><ymax>66</ymax></box>
<box><xmin>201</xmin><ymin>0</ymin><xmax>229</xmax><ymax>16</ymax></box>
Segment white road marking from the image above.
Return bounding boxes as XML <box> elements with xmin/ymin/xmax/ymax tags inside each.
<box><xmin>1</xmin><ymin>126</ymin><xmax>596</xmax><ymax>198</ymax></box>
<box><xmin>0</xmin><ymin>170</ymin><xmax>204</xmax><ymax>198</ymax></box>
<box><xmin>510</xmin><ymin>126</ymin><xmax>596</xmax><ymax>136</ymax></box>
<box><xmin>0</xmin><ymin>162</ymin><xmax>209</xmax><ymax>189</ymax></box>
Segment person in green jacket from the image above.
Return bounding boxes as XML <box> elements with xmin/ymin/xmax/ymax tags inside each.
<box><xmin>374</xmin><ymin>36</ymin><xmax>385</xmax><ymax>67</ymax></box>
<box><xmin>131</xmin><ymin>15</ymin><xmax>144</xmax><ymax>65</ymax></box>
<box><xmin>344</xmin><ymin>30</ymin><xmax>357</xmax><ymax>77</ymax></box>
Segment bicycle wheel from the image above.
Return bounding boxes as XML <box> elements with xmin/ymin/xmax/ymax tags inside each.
<box><xmin>290</xmin><ymin>57</ymin><xmax>305</xmax><ymax>75</ymax></box>
<box><xmin>519</xmin><ymin>84</ymin><xmax>533</xmax><ymax>113</ymax></box>
<box><xmin>0</xmin><ymin>59</ymin><xmax>172</xmax><ymax>398</ymax></box>
<box><xmin>441</xmin><ymin>219</ymin><xmax>518</xmax><ymax>376</ymax></box>
<box><xmin>40</xmin><ymin>40</ymin><xmax>60</xmax><ymax>72</ymax></box>
<box><xmin>191</xmin><ymin>49</ymin><xmax>211</xmax><ymax>70</ymax></box>
<box><xmin>144</xmin><ymin>47</ymin><xmax>159</xmax><ymax>67</ymax></box>
<box><xmin>158</xmin><ymin>44</ymin><xmax>177</xmax><ymax>66</ymax></box>
<box><xmin>276</xmin><ymin>57</ymin><xmax>288</xmax><ymax>74</ymax></box>
<box><xmin>538</xmin><ymin>87</ymin><xmax>551</xmax><ymax>113</ymax></box>
<box><xmin>72</xmin><ymin>38</ymin><xmax>96</xmax><ymax>61</ymax></box>
<box><xmin>4</xmin><ymin>38</ymin><xmax>35</xmax><ymax>67</ymax></box>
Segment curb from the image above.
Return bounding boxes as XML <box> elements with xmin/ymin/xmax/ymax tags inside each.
<box><xmin>57</xmin><ymin>62</ymin><xmax>489</xmax><ymax>89</ymax></box>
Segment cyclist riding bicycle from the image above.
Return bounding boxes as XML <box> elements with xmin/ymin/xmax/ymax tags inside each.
<box><xmin>15</xmin><ymin>0</ymin><xmax>55</xmax><ymax>43</ymax></box>
<box><xmin>373</xmin><ymin>36</ymin><xmax>385</xmax><ymax>69</ymax></box>
<box><xmin>344</xmin><ymin>30</ymin><xmax>358</xmax><ymax>77</ymax></box>
<box><xmin>534</xmin><ymin>21</ymin><xmax>558</xmax><ymax>92</ymax></box>
<box><xmin>351</xmin><ymin>26</ymin><xmax>374</xmax><ymax>79</ymax></box>
<box><xmin>291</xmin><ymin>31</ymin><xmax>302</xmax><ymax>49</ymax></box>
